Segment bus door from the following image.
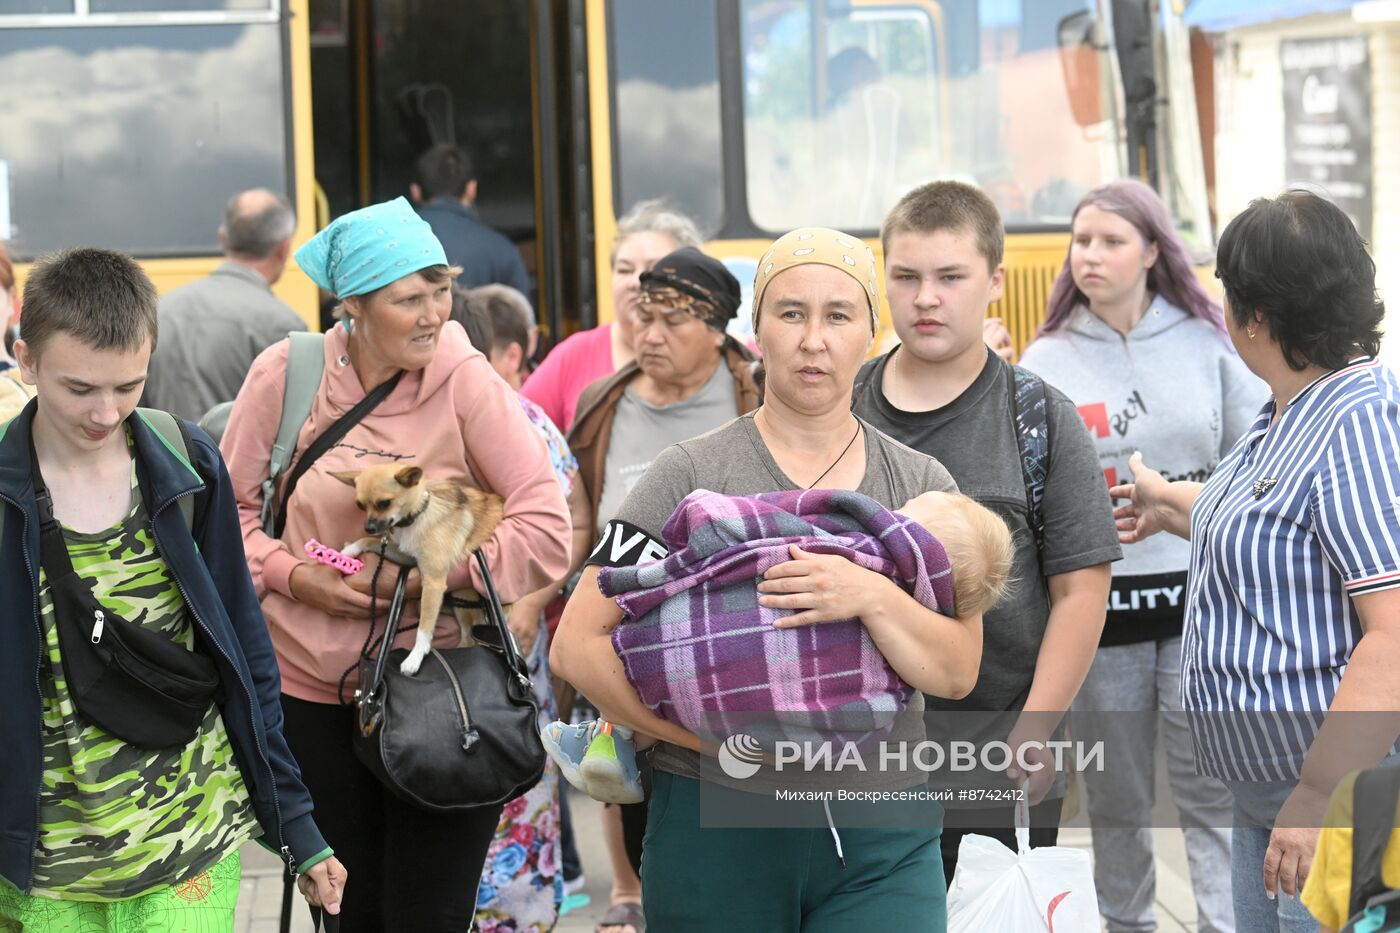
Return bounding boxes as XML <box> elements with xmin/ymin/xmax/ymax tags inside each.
<box><xmin>307</xmin><ymin>0</ymin><xmax>542</xmax><ymax>327</ymax></box>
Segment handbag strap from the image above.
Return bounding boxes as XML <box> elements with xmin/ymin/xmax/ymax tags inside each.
<box><xmin>365</xmin><ymin>560</ymin><xmax>414</xmax><ymax>694</ymax></box>
<box><xmin>358</xmin><ymin>550</ymin><xmax>530</xmax><ymax>702</ymax></box>
<box><xmin>272</xmin><ymin>370</ymin><xmax>404</xmax><ymax>539</ymax></box>
<box><xmin>473</xmin><ymin>549</ymin><xmax>532</xmax><ymax>688</ymax></box>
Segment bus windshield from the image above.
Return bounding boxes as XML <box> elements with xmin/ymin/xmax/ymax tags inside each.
<box><xmin>741</xmin><ymin>0</ymin><xmax>1124</xmax><ymax>233</ymax></box>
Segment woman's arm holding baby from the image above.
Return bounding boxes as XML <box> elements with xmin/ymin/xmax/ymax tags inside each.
<box><xmin>550</xmin><ymin>566</ymin><xmax>704</xmax><ymax>753</ymax></box>
<box><xmin>758</xmin><ymin>544</ymin><xmax>983</xmax><ymax>700</ymax></box>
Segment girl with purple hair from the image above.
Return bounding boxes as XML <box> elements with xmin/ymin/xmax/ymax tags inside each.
<box><xmin>1019</xmin><ymin>179</ymin><xmax>1265</xmax><ymax>933</ymax></box>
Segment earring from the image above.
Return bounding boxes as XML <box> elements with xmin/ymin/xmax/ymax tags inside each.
<box><xmin>1247</xmin><ymin>327</ymin><xmax>1257</xmax><ymax>340</ymax></box>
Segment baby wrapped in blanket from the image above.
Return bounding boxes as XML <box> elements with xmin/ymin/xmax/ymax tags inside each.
<box><xmin>607</xmin><ymin>488</ymin><xmax>961</xmax><ymax>739</ymax></box>
<box><xmin>541</xmin><ymin>488</ymin><xmax>1013</xmax><ymax>803</ymax></box>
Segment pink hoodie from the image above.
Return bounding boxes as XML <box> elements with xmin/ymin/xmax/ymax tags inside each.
<box><xmin>222</xmin><ymin>320</ymin><xmax>570</xmax><ymax>704</ymax></box>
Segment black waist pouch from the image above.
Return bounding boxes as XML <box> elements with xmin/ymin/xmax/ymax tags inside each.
<box><xmin>33</xmin><ymin>443</ymin><xmax>218</xmax><ymax>749</ymax></box>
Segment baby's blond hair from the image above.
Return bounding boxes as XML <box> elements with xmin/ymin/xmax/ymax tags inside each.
<box><xmin>929</xmin><ymin>494</ymin><xmax>1015</xmax><ymax>618</ymax></box>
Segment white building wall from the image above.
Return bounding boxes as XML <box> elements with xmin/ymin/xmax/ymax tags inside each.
<box><xmin>1371</xmin><ymin>23</ymin><xmax>1400</xmax><ymax>364</ymax></box>
<box><xmin>1213</xmin><ymin>12</ymin><xmax>1400</xmax><ymax>367</ymax></box>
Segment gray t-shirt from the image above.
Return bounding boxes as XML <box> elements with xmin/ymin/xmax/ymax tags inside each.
<box><xmin>606</xmin><ymin>412</ymin><xmax>957</xmax><ymax>794</ymax></box>
<box><xmin>854</xmin><ymin>348</ymin><xmax>1121</xmax><ymax>796</ymax></box>
<box><xmin>595</xmin><ymin>361</ymin><xmax>737</xmax><ymax>529</ymax></box>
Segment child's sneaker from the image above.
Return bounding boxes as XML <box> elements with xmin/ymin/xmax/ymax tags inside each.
<box><xmin>579</xmin><ymin>721</ymin><xmax>644</xmax><ymax>804</ymax></box>
<box><xmin>540</xmin><ymin>720</ymin><xmax>594</xmax><ymax>794</ymax></box>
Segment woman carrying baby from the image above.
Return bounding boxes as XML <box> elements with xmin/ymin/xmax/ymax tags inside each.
<box><xmin>551</xmin><ymin>228</ymin><xmax>987</xmax><ymax>932</ymax></box>
<box><xmin>220</xmin><ymin>198</ymin><xmax>571</xmax><ymax>932</ymax></box>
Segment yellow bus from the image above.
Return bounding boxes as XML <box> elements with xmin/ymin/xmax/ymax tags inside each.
<box><xmin>1</xmin><ymin>0</ymin><xmax>321</xmax><ymax>321</ymax></box>
<box><xmin>3</xmin><ymin>1</ymin><xmax>1212</xmax><ymax>354</ymax></box>
<box><xmin>303</xmin><ymin>0</ymin><xmax>1212</xmax><ymax>353</ymax></box>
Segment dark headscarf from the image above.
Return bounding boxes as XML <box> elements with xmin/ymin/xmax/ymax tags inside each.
<box><xmin>638</xmin><ymin>247</ymin><xmax>741</xmax><ymax>333</ymax></box>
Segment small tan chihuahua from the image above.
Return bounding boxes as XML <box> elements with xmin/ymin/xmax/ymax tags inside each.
<box><xmin>331</xmin><ymin>463</ymin><xmax>504</xmax><ymax>675</ymax></box>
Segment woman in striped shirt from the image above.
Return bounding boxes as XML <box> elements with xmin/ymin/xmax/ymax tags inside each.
<box><xmin>1111</xmin><ymin>190</ymin><xmax>1400</xmax><ymax>933</ymax></box>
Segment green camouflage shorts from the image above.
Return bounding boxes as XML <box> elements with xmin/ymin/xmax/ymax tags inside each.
<box><xmin>0</xmin><ymin>850</ymin><xmax>240</xmax><ymax>932</ymax></box>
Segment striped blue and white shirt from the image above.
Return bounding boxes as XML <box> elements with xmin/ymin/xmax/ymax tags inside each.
<box><xmin>1182</xmin><ymin>357</ymin><xmax>1400</xmax><ymax>782</ymax></box>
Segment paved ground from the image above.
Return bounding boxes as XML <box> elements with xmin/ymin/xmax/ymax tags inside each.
<box><xmin>237</xmin><ymin>787</ymin><xmax>1203</xmax><ymax>932</ymax></box>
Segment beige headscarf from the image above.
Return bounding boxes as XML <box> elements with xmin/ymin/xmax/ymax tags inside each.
<box><xmin>752</xmin><ymin>227</ymin><xmax>879</xmax><ymax>333</ymax></box>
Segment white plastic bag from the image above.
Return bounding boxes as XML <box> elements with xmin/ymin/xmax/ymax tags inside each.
<box><xmin>947</xmin><ymin>790</ymin><xmax>1099</xmax><ymax>932</ymax></box>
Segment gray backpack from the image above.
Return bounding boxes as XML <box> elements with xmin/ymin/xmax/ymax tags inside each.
<box><xmin>198</xmin><ymin>331</ymin><xmax>325</xmax><ymax>535</ymax></box>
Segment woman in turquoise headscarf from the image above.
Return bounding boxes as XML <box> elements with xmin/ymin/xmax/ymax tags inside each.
<box><xmin>221</xmin><ymin>198</ymin><xmax>571</xmax><ymax>931</ymax></box>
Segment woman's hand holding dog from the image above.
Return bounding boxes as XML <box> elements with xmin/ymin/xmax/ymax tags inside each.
<box><xmin>291</xmin><ymin>551</ymin><xmax>426</xmax><ymax>619</ymax></box>
<box><xmin>289</xmin><ymin>562</ymin><xmax>376</xmax><ymax>618</ymax></box>
<box><xmin>343</xmin><ymin>549</ymin><xmax>423</xmax><ymax>601</ymax></box>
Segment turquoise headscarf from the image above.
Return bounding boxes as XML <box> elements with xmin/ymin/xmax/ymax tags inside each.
<box><xmin>294</xmin><ymin>197</ymin><xmax>449</xmax><ymax>299</ymax></box>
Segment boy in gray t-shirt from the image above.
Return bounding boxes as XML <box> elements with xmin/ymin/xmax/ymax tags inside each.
<box><xmin>854</xmin><ymin>181</ymin><xmax>1120</xmax><ymax>885</ymax></box>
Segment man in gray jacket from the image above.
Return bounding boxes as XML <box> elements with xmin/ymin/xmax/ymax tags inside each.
<box><xmin>142</xmin><ymin>188</ymin><xmax>307</xmax><ymax>420</ymax></box>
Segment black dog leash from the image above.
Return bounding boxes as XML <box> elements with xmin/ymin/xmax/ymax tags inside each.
<box><xmin>286</xmin><ymin>554</ymin><xmax>408</xmax><ymax>933</ymax></box>
<box><xmin>278</xmin><ymin>799</ymin><xmax>357</xmax><ymax>931</ymax></box>
<box><xmin>280</xmin><ymin>872</ymin><xmax>341</xmax><ymax>933</ymax></box>
<box><xmin>310</xmin><ymin>904</ymin><xmax>339</xmax><ymax>932</ymax></box>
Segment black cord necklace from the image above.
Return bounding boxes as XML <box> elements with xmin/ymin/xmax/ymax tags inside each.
<box><xmin>805</xmin><ymin>421</ymin><xmax>862</xmax><ymax>489</ymax></box>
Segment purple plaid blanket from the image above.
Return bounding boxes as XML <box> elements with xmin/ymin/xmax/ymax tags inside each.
<box><xmin>601</xmin><ymin>489</ymin><xmax>954</xmax><ymax>741</ymax></box>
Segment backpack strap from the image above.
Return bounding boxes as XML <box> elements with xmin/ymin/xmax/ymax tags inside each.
<box><xmin>1006</xmin><ymin>364</ymin><xmax>1051</xmax><ymax>556</ymax></box>
<box><xmin>134</xmin><ymin>407</ymin><xmax>197</xmax><ymax>534</ymax></box>
<box><xmin>259</xmin><ymin>332</ymin><xmax>326</xmax><ymax>535</ymax></box>
<box><xmin>851</xmin><ymin>367</ymin><xmax>870</xmax><ymax>404</ymax></box>
<box><xmin>853</xmin><ymin>354</ymin><xmax>1053</xmax><ymax>555</ymax></box>
<box><xmin>0</xmin><ymin>406</ymin><xmax>204</xmax><ymax>543</ymax></box>
<box><xmin>1349</xmin><ymin>766</ymin><xmax>1400</xmax><ymax>920</ymax></box>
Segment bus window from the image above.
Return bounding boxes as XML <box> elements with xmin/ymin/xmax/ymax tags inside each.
<box><xmin>741</xmin><ymin>0</ymin><xmax>1121</xmax><ymax>233</ymax></box>
<box><xmin>948</xmin><ymin>0</ymin><xmax>1120</xmax><ymax>225</ymax></box>
<box><xmin>0</xmin><ymin>19</ymin><xmax>289</xmax><ymax>259</ymax></box>
<box><xmin>742</xmin><ymin>0</ymin><xmax>943</xmax><ymax>233</ymax></box>
<box><xmin>608</xmin><ymin>0</ymin><xmax>724</xmax><ymax>234</ymax></box>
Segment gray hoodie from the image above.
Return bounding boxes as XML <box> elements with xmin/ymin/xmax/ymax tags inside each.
<box><xmin>1019</xmin><ymin>297</ymin><xmax>1266</xmax><ymax>585</ymax></box>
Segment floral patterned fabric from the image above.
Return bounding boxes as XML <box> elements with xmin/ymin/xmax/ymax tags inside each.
<box><xmin>475</xmin><ymin>395</ymin><xmax>573</xmax><ymax>932</ymax></box>
<box><xmin>518</xmin><ymin>396</ymin><xmax>577</xmax><ymax>495</ymax></box>
<box><xmin>475</xmin><ymin>621</ymin><xmax>562</xmax><ymax>932</ymax></box>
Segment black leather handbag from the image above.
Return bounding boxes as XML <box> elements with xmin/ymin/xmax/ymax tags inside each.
<box><xmin>351</xmin><ymin>551</ymin><xmax>545</xmax><ymax>811</ymax></box>
<box><xmin>32</xmin><ymin>441</ymin><xmax>218</xmax><ymax>749</ymax></box>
